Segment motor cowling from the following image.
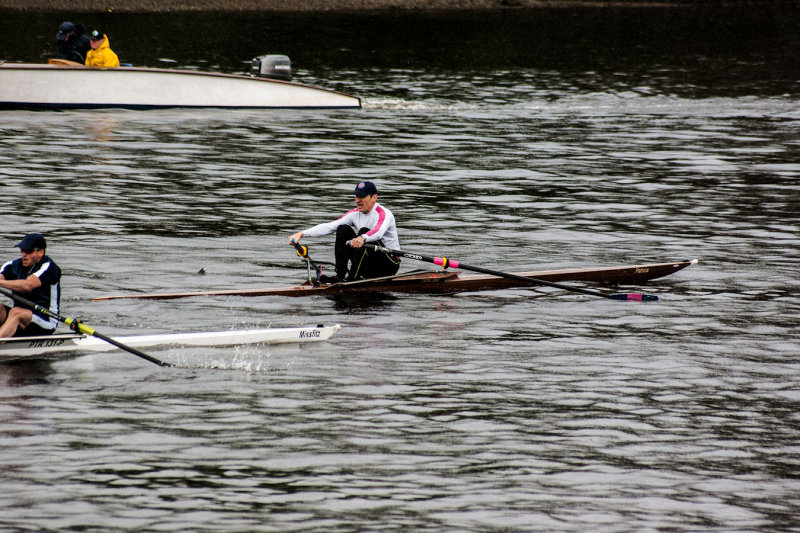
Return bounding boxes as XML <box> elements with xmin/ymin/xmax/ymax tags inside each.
<box><xmin>251</xmin><ymin>54</ymin><xmax>292</xmax><ymax>81</ymax></box>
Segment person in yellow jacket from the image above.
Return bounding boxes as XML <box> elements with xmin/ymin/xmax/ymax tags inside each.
<box><xmin>85</xmin><ymin>30</ymin><xmax>119</xmax><ymax>68</ymax></box>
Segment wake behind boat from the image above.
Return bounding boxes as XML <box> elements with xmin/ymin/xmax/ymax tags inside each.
<box><xmin>0</xmin><ymin>55</ymin><xmax>361</xmax><ymax>110</ymax></box>
<box><xmin>0</xmin><ymin>324</ymin><xmax>341</xmax><ymax>363</ymax></box>
<box><xmin>92</xmin><ymin>260</ymin><xmax>697</xmax><ymax>301</ymax></box>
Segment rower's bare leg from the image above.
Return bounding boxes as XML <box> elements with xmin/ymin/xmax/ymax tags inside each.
<box><xmin>0</xmin><ymin>307</ymin><xmax>32</xmax><ymax>338</ymax></box>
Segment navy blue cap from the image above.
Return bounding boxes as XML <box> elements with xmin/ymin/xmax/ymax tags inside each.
<box><xmin>57</xmin><ymin>22</ymin><xmax>76</xmax><ymax>41</ymax></box>
<box><xmin>353</xmin><ymin>181</ymin><xmax>378</xmax><ymax>197</ymax></box>
<box><xmin>15</xmin><ymin>233</ymin><xmax>46</xmax><ymax>252</ymax></box>
<box><xmin>89</xmin><ymin>30</ymin><xmax>104</xmax><ymax>41</ymax></box>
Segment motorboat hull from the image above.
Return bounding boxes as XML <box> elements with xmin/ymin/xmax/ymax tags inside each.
<box><xmin>0</xmin><ymin>62</ymin><xmax>361</xmax><ymax>109</ymax></box>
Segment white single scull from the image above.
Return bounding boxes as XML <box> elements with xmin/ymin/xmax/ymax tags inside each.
<box><xmin>0</xmin><ymin>324</ymin><xmax>341</xmax><ymax>363</ymax></box>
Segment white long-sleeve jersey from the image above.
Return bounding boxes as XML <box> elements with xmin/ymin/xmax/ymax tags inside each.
<box><xmin>302</xmin><ymin>203</ymin><xmax>400</xmax><ymax>250</ymax></box>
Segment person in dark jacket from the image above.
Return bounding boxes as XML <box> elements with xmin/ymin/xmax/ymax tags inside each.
<box><xmin>56</xmin><ymin>21</ymin><xmax>91</xmax><ymax>64</ymax></box>
<box><xmin>0</xmin><ymin>233</ymin><xmax>62</xmax><ymax>338</ymax></box>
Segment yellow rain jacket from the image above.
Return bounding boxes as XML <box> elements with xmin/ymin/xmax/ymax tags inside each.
<box><xmin>85</xmin><ymin>35</ymin><xmax>120</xmax><ymax>68</ymax></box>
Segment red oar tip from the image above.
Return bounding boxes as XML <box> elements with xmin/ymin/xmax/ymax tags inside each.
<box><xmin>610</xmin><ymin>293</ymin><xmax>658</xmax><ymax>302</ymax></box>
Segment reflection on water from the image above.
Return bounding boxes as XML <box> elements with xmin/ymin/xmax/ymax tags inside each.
<box><xmin>1</xmin><ymin>6</ymin><xmax>799</xmax><ymax>533</ymax></box>
<box><xmin>328</xmin><ymin>291</ymin><xmax>399</xmax><ymax>313</ymax></box>
<box><xmin>0</xmin><ymin>360</ymin><xmax>55</xmax><ymax>386</ymax></box>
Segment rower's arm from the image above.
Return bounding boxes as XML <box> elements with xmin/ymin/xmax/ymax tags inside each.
<box><xmin>0</xmin><ymin>274</ymin><xmax>42</xmax><ymax>293</ymax></box>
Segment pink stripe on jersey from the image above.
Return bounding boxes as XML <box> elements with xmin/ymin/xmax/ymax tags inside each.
<box><xmin>365</xmin><ymin>205</ymin><xmax>386</xmax><ymax>237</ymax></box>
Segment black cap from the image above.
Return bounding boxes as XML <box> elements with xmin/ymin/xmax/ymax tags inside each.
<box><xmin>89</xmin><ymin>30</ymin><xmax>104</xmax><ymax>40</ymax></box>
<box><xmin>15</xmin><ymin>233</ymin><xmax>47</xmax><ymax>252</ymax></box>
<box><xmin>353</xmin><ymin>181</ymin><xmax>378</xmax><ymax>197</ymax></box>
<box><xmin>57</xmin><ymin>22</ymin><xmax>75</xmax><ymax>42</ymax></box>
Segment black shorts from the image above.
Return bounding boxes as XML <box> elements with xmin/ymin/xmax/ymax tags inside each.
<box><xmin>3</xmin><ymin>304</ymin><xmax>57</xmax><ymax>337</ymax></box>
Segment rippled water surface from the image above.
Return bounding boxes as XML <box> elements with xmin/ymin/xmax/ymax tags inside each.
<box><xmin>1</xmin><ymin>7</ymin><xmax>799</xmax><ymax>532</ymax></box>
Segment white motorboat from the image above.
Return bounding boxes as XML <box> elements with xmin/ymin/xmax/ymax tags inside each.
<box><xmin>0</xmin><ymin>324</ymin><xmax>341</xmax><ymax>363</ymax></box>
<box><xmin>0</xmin><ymin>55</ymin><xmax>361</xmax><ymax>110</ymax></box>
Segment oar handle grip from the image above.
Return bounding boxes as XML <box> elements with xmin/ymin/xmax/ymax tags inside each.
<box><xmin>290</xmin><ymin>240</ymin><xmax>309</xmax><ymax>258</ymax></box>
<box><xmin>345</xmin><ymin>237</ymin><xmax>366</xmax><ymax>247</ymax></box>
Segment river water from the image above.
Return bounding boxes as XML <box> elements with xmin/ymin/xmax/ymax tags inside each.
<box><xmin>1</xmin><ymin>7</ymin><xmax>799</xmax><ymax>532</ymax></box>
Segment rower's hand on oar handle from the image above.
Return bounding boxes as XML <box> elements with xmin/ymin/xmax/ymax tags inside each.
<box><xmin>69</xmin><ymin>318</ymin><xmax>83</xmax><ymax>333</ymax></box>
<box><xmin>346</xmin><ymin>235</ymin><xmax>366</xmax><ymax>248</ymax></box>
<box><xmin>289</xmin><ymin>234</ymin><xmax>309</xmax><ymax>259</ymax></box>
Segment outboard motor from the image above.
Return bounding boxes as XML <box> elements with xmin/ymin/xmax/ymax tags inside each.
<box><xmin>251</xmin><ymin>54</ymin><xmax>292</xmax><ymax>81</ymax></box>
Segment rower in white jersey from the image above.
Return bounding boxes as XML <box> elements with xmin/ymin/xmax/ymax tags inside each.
<box><xmin>288</xmin><ymin>181</ymin><xmax>401</xmax><ymax>284</ymax></box>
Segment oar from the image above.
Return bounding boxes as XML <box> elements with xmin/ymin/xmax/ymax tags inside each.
<box><xmin>290</xmin><ymin>240</ymin><xmax>338</xmax><ymax>283</ymax></box>
<box><xmin>0</xmin><ymin>286</ymin><xmax>172</xmax><ymax>367</ymax></box>
<box><xmin>361</xmin><ymin>244</ymin><xmax>659</xmax><ymax>302</ymax></box>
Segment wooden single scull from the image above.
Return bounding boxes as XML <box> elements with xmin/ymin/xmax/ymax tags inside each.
<box><xmin>92</xmin><ymin>260</ymin><xmax>697</xmax><ymax>301</ymax></box>
<box><xmin>0</xmin><ymin>325</ymin><xmax>341</xmax><ymax>363</ymax></box>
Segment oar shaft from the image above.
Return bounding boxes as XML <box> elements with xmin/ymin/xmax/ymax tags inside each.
<box><xmin>85</xmin><ymin>329</ymin><xmax>171</xmax><ymax>366</ymax></box>
<box><xmin>0</xmin><ymin>286</ymin><xmax>171</xmax><ymax>367</ymax></box>
<box><xmin>363</xmin><ymin>244</ymin><xmax>657</xmax><ymax>302</ymax></box>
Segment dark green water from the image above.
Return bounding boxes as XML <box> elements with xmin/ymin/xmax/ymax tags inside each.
<box><xmin>2</xmin><ymin>7</ymin><xmax>798</xmax><ymax>96</ymax></box>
